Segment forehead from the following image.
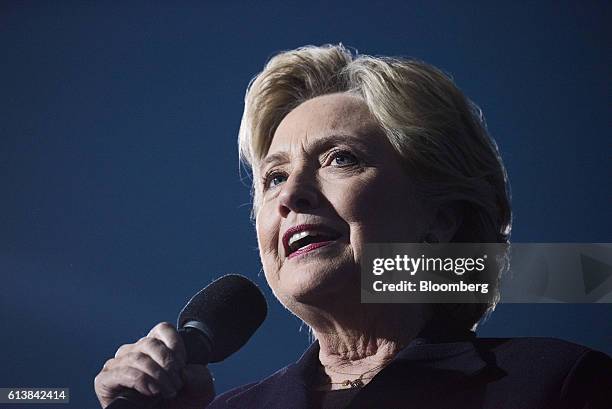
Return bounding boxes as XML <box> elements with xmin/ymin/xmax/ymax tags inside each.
<box><xmin>268</xmin><ymin>93</ymin><xmax>379</xmax><ymax>153</ymax></box>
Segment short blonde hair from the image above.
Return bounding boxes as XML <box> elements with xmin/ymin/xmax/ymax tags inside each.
<box><xmin>238</xmin><ymin>44</ymin><xmax>512</xmax><ymax>328</ymax></box>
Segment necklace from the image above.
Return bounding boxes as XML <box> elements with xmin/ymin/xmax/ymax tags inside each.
<box><xmin>318</xmin><ymin>361</ymin><xmax>390</xmax><ymax>389</ymax></box>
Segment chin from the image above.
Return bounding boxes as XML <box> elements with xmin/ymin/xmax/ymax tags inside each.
<box><xmin>276</xmin><ymin>262</ymin><xmax>360</xmax><ymax>307</ymax></box>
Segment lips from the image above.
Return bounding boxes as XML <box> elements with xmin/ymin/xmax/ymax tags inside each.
<box><xmin>282</xmin><ymin>224</ymin><xmax>341</xmax><ymax>259</ymax></box>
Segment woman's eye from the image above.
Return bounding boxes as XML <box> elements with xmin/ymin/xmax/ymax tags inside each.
<box><xmin>331</xmin><ymin>151</ymin><xmax>358</xmax><ymax>167</ymax></box>
<box><xmin>264</xmin><ymin>172</ymin><xmax>287</xmax><ymax>189</ymax></box>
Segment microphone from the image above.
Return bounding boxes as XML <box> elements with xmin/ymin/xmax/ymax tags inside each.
<box><xmin>106</xmin><ymin>274</ymin><xmax>268</xmax><ymax>409</ymax></box>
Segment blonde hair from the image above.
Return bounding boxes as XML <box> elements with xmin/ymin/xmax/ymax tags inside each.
<box><xmin>238</xmin><ymin>44</ymin><xmax>512</xmax><ymax>329</ymax></box>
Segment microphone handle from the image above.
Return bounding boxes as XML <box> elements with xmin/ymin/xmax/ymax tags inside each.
<box><xmin>180</xmin><ymin>325</ymin><xmax>212</xmax><ymax>365</ymax></box>
<box><xmin>106</xmin><ymin>327</ymin><xmax>212</xmax><ymax>409</ymax></box>
<box><xmin>105</xmin><ymin>390</ymin><xmax>161</xmax><ymax>409</ymax></box>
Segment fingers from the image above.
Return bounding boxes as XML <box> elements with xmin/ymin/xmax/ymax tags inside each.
<box><xmin>133</xmin><ymin>337</ymin><xmax>183</xmax><ymax>387</ymax></box>
<box><xmin>95</xmin><ymin>322</ymin><xmax>189</xmax><ymax>408</ymax></box>
<box><xmin>115</xmin><ymin>323</ymin><xmax>185</xmax><ymax>388</ymax></box>
<box><xmin>105</xmin><ymin>365</ymin><xmax>158</xmax><ymax>395</ymax></box>
<box><xmin>106</xmin><ymin>351</ymin><xmax>181</xmax><ymax>397</ymax></box>
<box><xmin>94</xmin><ymin>365</ymin><xmax>160</xmax><ymax>408</ymax></box>
<box><xmin>148</xmin><ymin>322</ymin><xmax>187</xmax><ymax>365</ymax></box>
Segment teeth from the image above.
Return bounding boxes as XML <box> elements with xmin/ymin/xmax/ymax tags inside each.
<box><xmin>288</xmin><ymin>231</ymin><xmax>317</xmax><ymax>247</ymax></box>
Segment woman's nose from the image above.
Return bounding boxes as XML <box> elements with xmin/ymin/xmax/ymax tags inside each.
<box><xmin>277</xmin><ymin>173</ymin><xmax>320</xmax><ymax>218</ymax></box>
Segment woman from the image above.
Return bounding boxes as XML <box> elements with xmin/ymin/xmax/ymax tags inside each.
<box><xmin>94</xmin><ymin>44</ymin><xmax>611</xmax><ymax>409</ymax></box>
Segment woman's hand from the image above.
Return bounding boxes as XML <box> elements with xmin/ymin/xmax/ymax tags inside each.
<box><xmin>94</xmin><ymin>322</ymin><xmax>215</xmax><ymax>409</ymax></box>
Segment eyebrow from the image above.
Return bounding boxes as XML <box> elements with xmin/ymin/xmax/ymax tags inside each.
<box><xmin>258</xmin><ymin>133</ymin><xmax>370</xmax><ymax>173</ymax></box>
<box><xmin>259</xmin><ymin>151</ymin><xmax>290</xmax><ymax>173</ymax></box>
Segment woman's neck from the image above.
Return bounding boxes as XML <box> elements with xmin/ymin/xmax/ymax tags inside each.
<box><xmin>315</xmin><ymin>330</ymin><xmax>404</xmax><ymax>387</ymax></box>
<box><xmin>297</xmin><ymin>301</ymin><xmax>433</xmax><ymax>389</ymax></box>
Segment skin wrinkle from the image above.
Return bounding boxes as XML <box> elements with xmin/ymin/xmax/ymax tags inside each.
<box><xmin>255</xmin><ymin>93</ymin><xmax>437</xmax><ymax>390</ymax></box>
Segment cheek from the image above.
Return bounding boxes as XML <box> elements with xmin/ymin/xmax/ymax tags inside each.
<box><xmin>337</xmin><ymin>173</ymin><xmax>427</xmax><ymax>243</ymax></box>
<box><xmin>255</xmin><ymin>205</ymin><xmax>281</xmax><ymax>270</ymax></box>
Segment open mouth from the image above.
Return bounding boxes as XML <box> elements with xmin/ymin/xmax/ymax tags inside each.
<box><xmin>283</xmin><ymin>225</ymin><xmax>341</xmax><ymax>259</ymax></box>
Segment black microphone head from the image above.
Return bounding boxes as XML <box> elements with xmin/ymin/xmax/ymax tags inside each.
<box><xmin>177</xmin><ymin>274</ymin><xmax>267</xmax><ymax>363</ymax></box>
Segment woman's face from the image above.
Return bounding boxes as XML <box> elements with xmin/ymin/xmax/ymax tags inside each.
<box><xmin>255</xmin><ymin>93</ymin><xmax>431</xmax><ymax>310</ymax></box>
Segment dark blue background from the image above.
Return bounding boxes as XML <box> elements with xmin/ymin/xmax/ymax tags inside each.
<box><xmin>1</xmin><ymin>1</ymin><xmax>610</xmax><ymax>408</ymax></box>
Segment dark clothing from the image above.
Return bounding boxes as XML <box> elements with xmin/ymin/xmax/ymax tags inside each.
<box><xmin>207</xmin><ymin>332</ymin><xmax>612</xmax><ymax>409</ymax></box>
<box><xmin>310</xmin><ymin>389</ymin><xmax>360</xmax><ymax>409</ymax></box>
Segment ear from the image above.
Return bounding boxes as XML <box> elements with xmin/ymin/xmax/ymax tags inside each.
<box><xmin>425</xmin><ymin>202</ymin><xmax>464</xmax><ymax>243</ymax></box>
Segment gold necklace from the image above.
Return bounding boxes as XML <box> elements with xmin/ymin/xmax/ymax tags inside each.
<box><xmin>319</xmin><ymin>362</ymin><xmax>390</xmax><ymax>389</ymax></box>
